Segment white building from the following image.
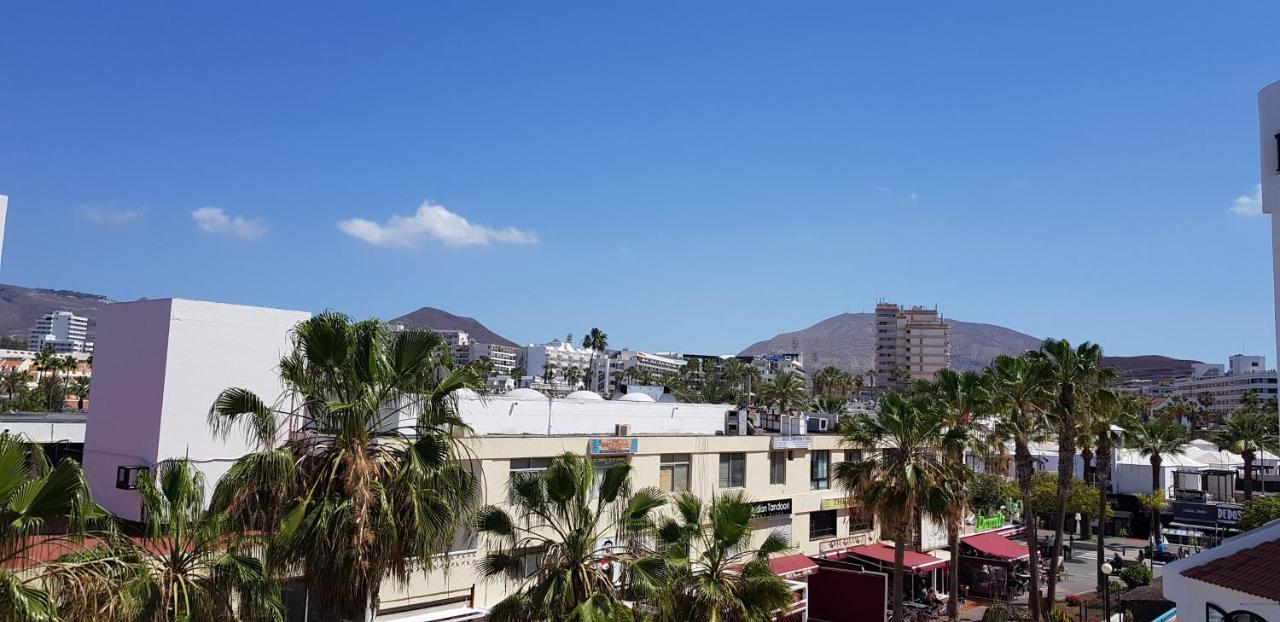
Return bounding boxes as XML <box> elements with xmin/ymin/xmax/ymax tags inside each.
<box><xmin>82</xmin><ymin>298</ymin><xmax>310</xmax><ymax>521</ymax></box>
<box><xmin>1163</xmin><ymin>519</ymin><xmax>1280</xmax><ymax>622</ymax></box>
<box><xmin>28</xmin><ymin>310</ymin><xmax>93</xmax><ymax>354</ymax></box>
<box><xmin>609</xmin><ymin>349</ymin><xmax>686</xmax><ymax>388</ymax></box>
<box><xmin>1162</xmin><ymin>355</ymin><xmax>1279</xmax><ymax>420</ymax></box>
<box><xmin>874</xmin><ymin>302</ymin><xmax>950</xmax><ymax>391</ymax></box>
<box><xmin>525</xmin><ymin>340</ymin><xmax>595</xmax><ymax>391</ymax></box>
<box><xmin>1257</xmin><ymin>80</ymin><xmax>1280</xmax><ymax>433</ymax></box>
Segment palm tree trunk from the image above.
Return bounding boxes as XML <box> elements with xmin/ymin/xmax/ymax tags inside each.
<box><xmin>1047</xmin><ymin>426</ymin><xmax>1074</xmax><ymax>606</ymax></box>
<box><xmin>893</xmin><ymin>532</ymin><xmax>907</xmax><ymax>622</ymax></box>
<box><xmin>1151</xmin><ymin>456</ymin><xmax>1163</xmax><ymax>543</ymax></box>
<box><xmin>948</xmin><ymin>519</ymin><xmax>960</xmax><ymax>622</ymax></box>
<box><xmin>1096</xmin><ymin>432</ymin><xmax>1112</xmax><ymax>593</ymax></box>
<box><xmin>1243</xmin><ymin>452</ymin><xmax>1255</xmax><ymax>501</ymax></box>
<box><xmin>1017</xmin><ymin>443</ymin><xmax>1042</xmax><ymax>622</ymax></box>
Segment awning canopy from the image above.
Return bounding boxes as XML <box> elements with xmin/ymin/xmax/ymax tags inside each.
<box><xmin>962</xmin><ymin>532</ymin><xmax>1029</xmax><ymax>561</ymax></box>
<box><xmin>848</xmin><ymin>543</ymin><xmax>948</xmax><ymax>574</ymax></box>
<box><xmin>769</xmin><ymin>553</ymin><xmax>819</xmax><ymax>578</ymax></box>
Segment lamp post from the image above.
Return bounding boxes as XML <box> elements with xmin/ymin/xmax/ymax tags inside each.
<box><xmin>1100</xmin><ymin>562</ymin><xmax>1114</xmax><ymax>622</ymax></box>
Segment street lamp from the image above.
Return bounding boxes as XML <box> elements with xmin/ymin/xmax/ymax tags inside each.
<box><xmin>1100</xmin><ymin>562</ymin><xmax>1114</xmax><ymax>622</ymax></box>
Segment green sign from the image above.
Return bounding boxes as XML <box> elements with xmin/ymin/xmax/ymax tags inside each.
<box><xmin>976</xmin><ymin>513</ymin><xmax>1006</xmax><ymax>531</ymax></box>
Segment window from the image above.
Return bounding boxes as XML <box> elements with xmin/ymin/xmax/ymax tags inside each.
<box><xmin>719</xmin><ymin>453</ymin><xmax>746</xmax><ymax>488</ymax></box>
<box><xmin>844</xmin><ymin>449</ymin><xmax>862</xmax><ymax>463</ymax></box>
<box><xmin>810</xmin><ymin>510</ymin><xmax>837</xmax><ymax>540</ymax></box>
<box><xmin>770</xmin><ymin>451</ymin><xmax>787</xmax><ymax>485</ymax></box>
<box><xmin>848</xmin><ymin>508</ymin><xmax>874</xmax><ymax>533</ymax></box>
<box><xmin>659</xmin><ymin>454</ymin><xmax>691</xmax><ymax>492</ymax></box>
<box><xmin>811</xmin><ymin>450</ymin><xmax>830</xmax><ymax>490</ymax></box>
<box><xmin>510</xmin><ymin>457</ymin><xmax>552</xmax><ymax>476</ymax></box>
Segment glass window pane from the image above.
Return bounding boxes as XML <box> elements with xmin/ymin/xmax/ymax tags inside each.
<box><xmin>673</xmin><ymin>464</ymin><xmax>690</xmax><ymax>491</ymax></box>
<box><xmin>659</xmin><ymin>466</ymin><xmax>674</xmax><ymax>492</ymax></box>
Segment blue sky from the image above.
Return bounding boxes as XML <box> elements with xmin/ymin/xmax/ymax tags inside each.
<box><xmin>1</xmin><ymin>2</ymin><xmax>1277</xmax><ymax>364</ymax></box>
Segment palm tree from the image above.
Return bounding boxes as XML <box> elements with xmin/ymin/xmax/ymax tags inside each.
<box><xmin>1124</xmin><ymin>419</ymin><xmax>1187</xmax><ymax>542</ymax></box>
<box><xmin>653</xmin><ymin>492</ymin><xmax>794</xmax><ymax>622</ymax></box>
<box><xmin>68</xmin><ymin>377</ymin><xmax>90</xmax><ymax>411</ymax></box>
<box><xmin>758</xmin><ymin>372</ymin><xmax>808</xmax><ymax>415</ymax></box>
<box><xmin>475</xmin><ymin>453</ymin><xmax>665</xmax><ymax>622</ymax></box>
<box><xmin>207</xmin><ymin>312</ymin><xmax>483</xmax><ymax>619</ymax></box>
<box><xmin>921</xmin><ymin>369</ymin><xmax>988</xmax><ymax>622</ymax></box>
<box><xmin>0</xmin><ymin>433</ymin><xmax>104</xmax><ymax>622</ymax></box>
<box><xmin>1086</xmin><ymin>391</ymin><xmax>1132</xmax><ymax>591</ymax></box>
<box><xmin>0</xmin><ymin>369</ymin><xmax>31</xmax><ymax>400</ymax></box>
<box><xmin>811</xmin><ymin>396</ymin><xmax>849</xmax><ymax>416</ymax></box>
<box><xmin>990</xmin><ymin>355</ymin><xmax>1050</xmax><ymax>622</ymax></box>
<box><xmin>542</xmin><ymin>362</ymin><xmax>559</xmax><ymax>386</ymax></box>
<box><xmin>32</xmin><ymin>347</ymin><xmax>58</xmax><ymax>382</ymax></box>
<box><xmin>582</xmin><ymin>328</ymin><xmax>608</xmax><ymax>392</ymax></box>
<box><xmin>563</xmin><ymin>364</ymin><xmax>583</xmax><ymax>389</ymax></box>
<box><xmin>1213</xmin><ymin>410</ymin><xmax>1279</xmax><ymax>501</ymax></box>
<box><xmin>835</xmin><ymin>394</ymin><xmax>967</xmax><ymax>622</ymax></box>
<box><xmin>1028</xmin><ymin>338</ymin><xmax>1110</xmax><ymax>606</ymax></box>
<box><xmin>1156</xmin><ymin>396</ymin><xmax>1197</xmax><ymax>427</ymax></box>
<box><xmin>58</xmin><ymin>460</ymin><xmax>283</xmax><ymax>621</ymax></box>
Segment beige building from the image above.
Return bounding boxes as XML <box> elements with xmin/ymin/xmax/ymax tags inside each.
<box><xmin>874</xmin><ymin>302</ymin><xmax>951</xmax><ymax>391</ymax></box>
<box><xmin>373</xmin><ymin>396</ymin><xmax>879</xmax><ymax>619</ymax></box>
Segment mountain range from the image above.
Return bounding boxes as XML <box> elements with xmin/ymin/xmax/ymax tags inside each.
<box><xmin>0</xmin><ymin>283</ymin><xmax>1197</xmax><ymax>381</ymax></box>
<box><xmin>738</xmin><ymin>312</ymin><xmax>1200</xmax><ymax>382</ymax></box>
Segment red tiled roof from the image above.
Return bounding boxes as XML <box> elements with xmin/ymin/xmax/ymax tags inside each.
<box><xmin>962</xmin><ymin>532</ymin><xmax>1029</xmax><ymax>561</ymax></box>
<box><xmin>1183</xmin><ymin>537</ymin><xmax>1280</xmax><ymax>603</ymax></box>
<box><xmin>769</xmin><ymin>553</ymin><xmax>818</xmax><ymax>577</ymax></box>
<box><xmin>848</xmin><ymin>542</ymin><xmax>948</xmax><ymax>573</ymax></box>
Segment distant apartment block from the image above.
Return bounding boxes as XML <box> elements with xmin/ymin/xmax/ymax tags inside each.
<box><xmin>28</xmin><ymin>310</ymin><xmax>93</xmax><ymax>354</ymax></box>
<box><xmin>1160</xmin><ymin>354</ymin><xmax>1279</xmax><ymax>420</ymax></box>
<box><xmin>526</xmin><ymin>340</ymin><xmax>595</xmax><ymax>389</ymax></box>
<box><xmin>873</xmin><ymin>302</ymin><xmax>950</xmax><ymax>391</ymax></box>
<box><xmin>386</xmin><ymin>324</ymin><xmax>521</xmax><ymax>377</ymax></box>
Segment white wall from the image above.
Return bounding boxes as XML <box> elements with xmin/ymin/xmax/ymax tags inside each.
<box><xmin>1164</xmin><ymin>520</ymin><xmax>1280</xmax><ymax>622</ymax></box>
<box><xmin>454</xmin><ymin>394</ymin><xmax>731</xmax><ymax>436</ymax></box>
<box><xmin>84</xmin><ymin>298</ymin><xmax>309</xmax><ymax>520</ymax></box>
<box><xmin>1260</xmin><ymin>81</ymin><xmax>1280</xmax><ymax>389</ymax></box>
<box><xmin>155</xmin><ymin>299</ymin><xmax>310</xmax><ymax>508</ymax></box>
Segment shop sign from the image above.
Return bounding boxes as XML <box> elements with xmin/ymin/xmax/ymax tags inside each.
<box><xmin>589</xmin><ymin>438</ymin><xmax>638</xmax><ymax>455</ymax></box>
<box><xmin>975</xmin><ymin>513</ymin><xmax>1006</xmax><ymax>530</ymax></box>
<box><xmin>772</xmin><ymin>436</ymin><xmax>812</xmax><ymax>450</ymax></box>
<box><xmin>1175</xmin><ymin>489</ymin><xmax>1209</xmax><ymax>503</ymax></box>
<box><xmin>751</xmin><ymin>498</ymin><xmax>793</xmax><ymax>518</ymax></box>
<box><xmin>821</xmin><ymin>497</ymin><xmax>851</xmax><ymax>511</ymax></box>
<box><xmin>818</xmin><ymin>532</ymin><xmax>873</xmax><ymax>552</ymax></box>
<box><xmin>1171</xmin><ymin>501</ymin><xmax>1242</xmax><ymax>526</ymax></box>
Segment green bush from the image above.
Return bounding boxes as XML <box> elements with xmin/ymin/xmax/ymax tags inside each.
<box><xmin>1240</xmin><ymin>495</ymin><xmax>1280</xmax><ymax>531</ymax></box>
<box><xmin>1119</xmin><ymin>564</ymin><xmax>1152</xmax><ymax>589</ymax></box>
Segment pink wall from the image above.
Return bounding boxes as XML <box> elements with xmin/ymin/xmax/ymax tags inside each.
<box><xmin>83</xmin><ymin>299</ymin><xmax>173</xmax><ymax>521</ymax></box>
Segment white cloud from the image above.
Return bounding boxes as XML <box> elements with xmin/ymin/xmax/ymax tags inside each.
<box><xmin>1229</xmin><ymin>184</ymin><xmax>1263</xmax><ymax>217</ymax></box>
<box><xmin>76</xmin><ymin>204</ymin><xmax>145</xmax><ymax>223</ymax></box>
<box><xmin>191</xmin><ymin>207</ymin><xmax>268</xmax><ymax>240</ymax></box>
<box><xmin>337</xmin><ymin>201</ymin><xmax>539</xmax><ymax>248</ymax></box>
<box><xmin>908</xmin><ymin>193</ymin><xmax>919</xmax><ymax>201</ymax></box>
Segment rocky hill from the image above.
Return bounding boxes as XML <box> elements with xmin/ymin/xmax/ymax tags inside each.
<box><xmin>387</xmin><ymin>307</ymin><xmax>519</xmax><ymax>348</ymax></box>
<box><xmin>738</xmin><ymin>312</ymin><xmax>1199</xmax><ymax>381</ymax></box>
<box><xmin>0</xmin><ymin>284</ymin><xmax>113</xmax><ymax>340</ymax></box>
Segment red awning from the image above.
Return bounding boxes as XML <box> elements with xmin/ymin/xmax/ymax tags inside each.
<box><xmin>962</xmin><ymin>532</ymin><xmax>1030</xmax><ymax>561</ymax></box>
<box><xmin>769</xmin><ymin>553</ymin><xmax>819</xmax><ymax>578</ymax></box>
<box><xmin>848</xmin><ymin>543</ymin><xmax>948</xmax><ymax>574</ymax></box>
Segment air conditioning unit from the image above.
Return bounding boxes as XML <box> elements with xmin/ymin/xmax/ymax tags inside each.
<box><xmin>615</xmin><ymin>423</ymin><xmax>631</xmax><ymax>437</ymax></box>
<box><xmin>725</xmin><ymin>410</ymin><xmax>748</xmax><ymax>436</ymax></box>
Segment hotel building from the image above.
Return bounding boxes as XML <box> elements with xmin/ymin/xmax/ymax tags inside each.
<box><xmin>873</xmin><ymin>302</ymin><xmax>950</xmax><ymax>391</ymax></box>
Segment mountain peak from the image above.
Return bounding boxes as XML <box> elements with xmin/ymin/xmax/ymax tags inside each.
<box><xmin>387</xmin><ymin>307</ymin><xmax>518</xmax><ymax>348</ymax></box>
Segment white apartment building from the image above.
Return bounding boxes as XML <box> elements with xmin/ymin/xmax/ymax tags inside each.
<box><xmin>28</xmin><ymin>310</ymin><xmax>93</xmax><ymax>354</ymax></box>
<box><xmin>743</xmin><ymin>352</ymin><xmax>808</xmax><ymax>387</ymax></box>
<box><xmin>469</xmin><ymin>342</ymin><xmax>520</xmax><ymax>377</ymax></box>
<box><xmin>608</xmin><ymin>349</ymin><xmax>686</xmax><ymax>389</ymax></box>
<box><xmin>1162</xmin><ymin>355</ymin><xmax>1279</xmax><ymax>420</ymax></box>
<box><xmin>526</xmin><ymin>339</ymin><xmax>595</xmax><ymax>390</ymax></box>
<box><xmin>874</xmin><ymin>302</ymin><xmax>950</xmax><ymax>391</ymax></box>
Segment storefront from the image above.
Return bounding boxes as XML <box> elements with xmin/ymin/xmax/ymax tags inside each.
<box><xmin>1167</xmin><ymin>500</ymin><xmax>1243</xmax><ymax>548</ymax></box>
<box><xmin>957</xmin><ymin>532</ymin><xmax>1031</xmax><ymax>600</ymax></box>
